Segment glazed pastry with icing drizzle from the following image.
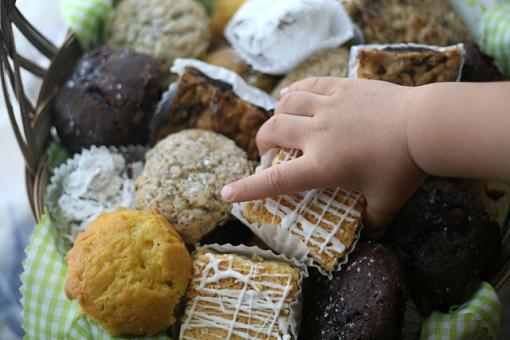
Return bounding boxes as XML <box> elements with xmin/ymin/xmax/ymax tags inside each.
<box><xmin>180</xmin><ymin>248</ymin><xmax>301</xmax><ymax>340</ymax></box>
<box><xmin>234</xmin><ymin>149</ymin><xmax>365</xmax><ymax>272</ymax></box>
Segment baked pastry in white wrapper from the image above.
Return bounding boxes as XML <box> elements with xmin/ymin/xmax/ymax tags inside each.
<box><xmin>152</xmin><ymin>58</ymin><xmax>276</xmax><ymax>160</ymax></box>
<box><xmin>180</xmin><ymin>244</ymin><xmax>307</xmax><ymax>340</ymax></box>
<box><xmin>225</xmin><ymin>0</ymin><xmax>356</xmax><ymax>75</ymax></box>
<box><xmin>232</xmin><ymin>149</ymin><xmax>365</xmax><ymax>273</ymax></box>
<box><xmin>46</xmin><ymin>145</ymin><xmax>146</xmax><ymax>246</ymax></box>
<box><xmin>348</xmin><ymin>43</ymin><xmax>466</xmax><ymax>86</ymax></box>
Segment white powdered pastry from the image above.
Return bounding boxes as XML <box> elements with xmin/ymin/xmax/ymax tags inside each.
<box><xmin>225</xmin><ymin>0</ymin><xmax>356</xmax><ymax>75</ymax></box>
<box><xmin>232</xmin><ymin>149</ymin><xmax>365</xmax><ymax>274</ymax></box>
<box><xmin>47</xmin><ymin>146</ymin><xmax>144</xmax><ymax>244</ymax></box>
<box><xmin>180</xmin><ymin>244</ymin><xmax>307</xmax><ymax>340</ymax></box>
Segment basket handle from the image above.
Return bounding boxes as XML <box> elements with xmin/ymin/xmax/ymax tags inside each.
<box><xmin>0</xmin><ymin>0</ymin><xmax>58</xmax><ymax>175</ymax></box>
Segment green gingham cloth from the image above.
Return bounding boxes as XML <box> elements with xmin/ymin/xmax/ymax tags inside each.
<box><xmin>481</xmin><ymin>3</ymin><xmax>510</xmax><ymax>74</ymax></box>
<box><xmin>20</xmin><ymin>212</ymin><xmax>170</xmax><ymax>339</ymax></box>
<box><xmin>60</xmin><ymin>0</ymin><xmax>114</xmax><ymax>49</ymax></box>
<box><xmin>452</xmin><ymin>0</ymin><xmax>510</xmax><ymax>74</ymax></box>
<box><xmin>420</xmin><ymin>281</ymin><xmax>501</xmax><ymax>340</ymax></box>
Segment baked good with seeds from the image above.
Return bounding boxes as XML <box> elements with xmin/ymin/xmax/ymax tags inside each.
<box><xmin>134</xmin><ymin>129</ymin><xmax>253</xmax><ymax>244</ymax></box>
<box><xmin>108</xmin><ymin>0</ymin><xmax>210</xmax><ymax>75</ymax></box>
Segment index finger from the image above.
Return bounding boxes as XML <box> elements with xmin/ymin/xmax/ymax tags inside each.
<box><xmin>221</xmin><ymin>156</ymin><xmax>320</xmax><ymax>203</ymax></box>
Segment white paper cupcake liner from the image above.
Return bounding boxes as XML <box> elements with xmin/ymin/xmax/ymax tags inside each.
<box><xmin>348</xmin><ymin>43</ymin><xmax>466</xmax><ymax>81</ymax></box>
<box><xmin>180</xmin><ymin>243</ymin><xmax>308</xmax><ymax>339</ymax></box>
<box><xmin>46</xmin><ymin>145</ymin><xmax>146</xmax><ymax>248</ymax></box>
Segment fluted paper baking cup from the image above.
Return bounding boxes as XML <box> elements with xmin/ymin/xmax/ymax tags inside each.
<box><xmin>180</xmin><ymin>243</ymin><xmax>308</xmax><ymax>339</ymax></box>
<box><xmin>46</xmin><ymin>145</ymin><xmax>146</xmax><ymax>249</ymax></box>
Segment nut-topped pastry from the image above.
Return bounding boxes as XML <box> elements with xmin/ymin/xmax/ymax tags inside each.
<box><xmin>180</xmin><ymin>248</ymin><xmax>303</xmax><ymax>339</ymax></box>
<box><xmin>349</xmin><ymin>44</ymin><xmax>465</xmax><ymax>86</ymax></box>
<box><xmin>154</xmin><ymin>60</ymin><xmax>275</xmax><ymax>160</ymax></box>
<box><xmin>135</xmin><ymin>129</ymin><xmax>253</xmax><ymax>244</ymax></box>
<box><xmin>344</xmin><ymin>0</ymin><xmax>472</xmax><ymax>45</ymax></box>
<box><xmin>233</xmin><ymin>149</ymin><xmax>365</xmax><ymax>272</ymax></box>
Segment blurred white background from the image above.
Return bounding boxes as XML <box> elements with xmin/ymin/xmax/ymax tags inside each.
<box><xmin>0</xmin><ymin>0</ymin><xmax>509</xmax><ymax>339</ymax></box>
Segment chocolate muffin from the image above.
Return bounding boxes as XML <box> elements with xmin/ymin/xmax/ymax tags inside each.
<box><xmin>199</xmin><ymin>219</ymin><xmax>254</xmax><ymax>246</ymax></box>
<box><xmin>461</xmin><ymin>43</ymin><xmax>508</xmax><ymax>82</ymax></box>
<box><xmin>301</xmin><ymin>242</ymin><xmax>409</xmax><ymax>340</ymax></box>
<box><xmin>384</xmin><ymin>179</ymin><xmax>501</xmax><ymax>313</ymax></box>
<box><xmin>54</xmin><ymin>47</ymin><xmax>161</xmax><ymax>153</ymax></box>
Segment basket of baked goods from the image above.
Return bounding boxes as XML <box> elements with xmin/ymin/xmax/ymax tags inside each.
<box><xmin>2</xmin><ymin>0</ymin><xmax>510</xmax><ymax>338</ymax></box>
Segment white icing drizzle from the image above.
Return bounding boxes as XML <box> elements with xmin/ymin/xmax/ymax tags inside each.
<box><xmin>181</xmin><ymin>252</ymin><xmax>295</xmax><ymax>340</ymax></box>
<box><xmin>257</xmin><ymin>149</ymin><xmax>363</xmax><ymax>261</ymax></box>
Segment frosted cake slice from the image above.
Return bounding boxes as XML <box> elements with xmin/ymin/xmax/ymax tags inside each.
<box><xmin>237</xmin><ymin>149</ymin><xmax>365</xmax><ymax>272</ymax></box>
<box><xmin>180</xmin><ymin>249</ymin><xmax>301</xmax><ymax>340</ymax></box>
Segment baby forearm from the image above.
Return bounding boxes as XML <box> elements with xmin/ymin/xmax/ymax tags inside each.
<box><xmin>406</xmin><ymin>81</ymin><xmax>510</xmax><ymax>182</ymax></box>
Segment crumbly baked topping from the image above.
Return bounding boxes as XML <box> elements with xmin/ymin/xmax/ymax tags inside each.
<box><xmin>352</xmin><ymin>45</ymin><xmax>464</xmax><ymax>86</ymax></box>
<box><xmin>135</xmin><ymin>129</ymin><xmax>253</xmax><ymax>244</ymax></box>
<box><xmin>108</xmin><ymin>0</ymin><xmax>210</xmax><ymax>73</ymax></box>
<box><xmin>344</xmin><ymin>0</ymin><xmax>472</xmax><ymax>45</ymax></box>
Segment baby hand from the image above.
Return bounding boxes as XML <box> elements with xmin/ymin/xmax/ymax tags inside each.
<box><xmin>222</xmin><ymin>77</ymin><xmax>427</xmax><ymax>235</ymax></box>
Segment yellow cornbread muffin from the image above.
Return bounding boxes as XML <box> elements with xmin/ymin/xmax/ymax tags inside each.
<box><xmin>64</xmin><ymin>209</ymin><xmax>192</xmax><ymax>336</ymax></box>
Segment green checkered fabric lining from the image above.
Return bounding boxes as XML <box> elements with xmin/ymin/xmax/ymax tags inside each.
<box><xmin>20</xmin><ymin>212</ymin><xmax>170</xmax><ymax>339</ymax></box>
<box><xmin>60</xmin><ymin>0</ymin><xmax>113</xmax><ymax>49</ymax></box>
<box><xmin>420</xmin><ymin>281</ymin><xmax>501</xmax><ymax>340</ymax></box>
<box><xmin>481</xmin><ymin>4</ymin><xmax>510</xmax><ymax>74</ymax></box>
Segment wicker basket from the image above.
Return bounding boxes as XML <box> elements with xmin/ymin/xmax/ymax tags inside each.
<box><xmin>1</xmin><ymin>0</ymin><xmax>510</xmax><ymax>292</ymax></box>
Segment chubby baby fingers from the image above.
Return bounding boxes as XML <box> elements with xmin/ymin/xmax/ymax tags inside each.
<box><xmin>276</xmin><ymin>91</ymin><xmax>330</xmax><ymax>117</ymax></box>
<box><xmin>256</xmin><ymin>114</ymin><xmax>311</xmax><ymax>156</ymax></box>
<box><xmin>221</xmin><ymin>156</ymin><xmax>318</xmax><ymax>203</ymax></box>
